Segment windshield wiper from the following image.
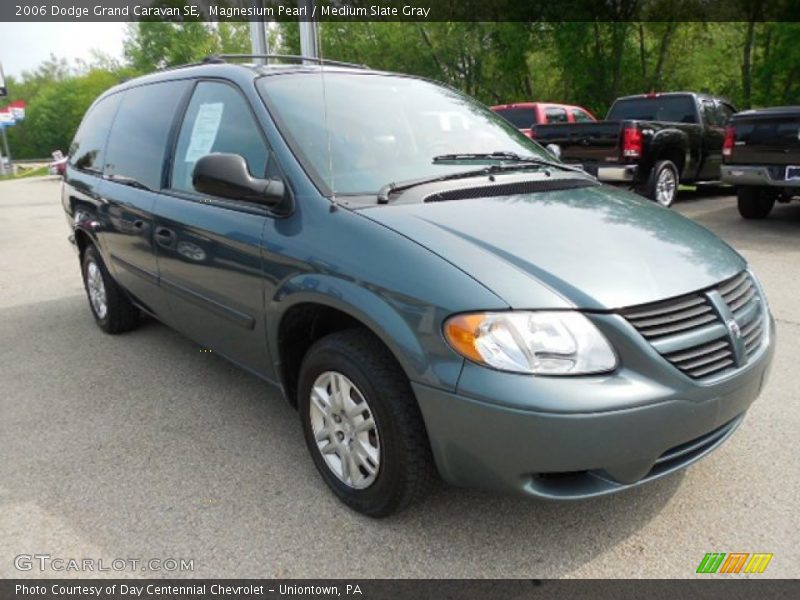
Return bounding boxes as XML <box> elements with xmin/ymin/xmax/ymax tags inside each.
<box><xmin>377</xmin><ymin>163</ymin><xmax>547</xmax><ymax>204</ymax></box>
<box><xmin>432</xmin><ymin>151</ymin><xmax>537</xmax><ymax>162</ymax></box>
<box><xmin>432</xmin><ymin>151</ymin><xmax>580</xmax><ymax>173</ymax></box>
<box><xmin>104</xmin><ymin>174</ymin><xmax>152</xmax><ymax>191</ymax></box>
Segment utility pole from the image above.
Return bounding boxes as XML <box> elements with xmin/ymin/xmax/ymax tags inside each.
<box><xmin>0</xmin><ymin>127</ymin><xmax>10</xmax><ymax>175</ymax></box>
<box><xmin>298</xmin><ymin>0</ymin><xmax>319</xmax><ymax>61</ymax></box>
<box><xmin>249</xmin><ymin>0</ymin><xmax>269</xmax><ymax>64</ymax></box>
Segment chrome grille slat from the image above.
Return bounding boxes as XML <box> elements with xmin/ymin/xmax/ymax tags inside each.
<box><xmin>628</xmin><ymin>304</ymin><xmax>713</xmax><ymax>329</ymax></box>
<box><xmin>672</xmin><ymin>348</ymin><xmax>733</xmax><ymax>371</ymax></box>
<box><xmin>728</xmin><ymin>287</ymin><xmax>757</xmax><ymax>313</ymax></box>
<box><xmin>666</xmin><ymin>339</ymin><xmax>729</xmax><ymax>363</ymax></box>
<box><xmin>742</xmin><ymin>319</ymin><xmax>762</xmax><ymax>339</ymax></box>
<box><xmin>718</xmin><ymin>272</ymin><xmax>749</xmax><ymax>296</ymax></box>
<box><xmin>637</xmin><ymin>313</ymin><xmax>717</xmax><ymax>338</ymax></box>
<box><xmin>723</xmin><ymin>279</ymin><xmax>752</xmax><ymax>304</ymax></box>
<box><xmin>687</xmin><ymin>358</ymin><xmax>735</xmax><ymax>378</ymax></box>
<box><xmin>624</xmin><ymin>295</ymin><xmax>706</xmax><ymax>320</ymax></box>
<box><xmin>744</xmin><ymin>326</ymin><xmax>763</xmax><ymax>350</ymax></box>
<box><xmin>621</xmin><ymin>271</ymin><xmax>765</xmax><ymax>381</ymax></box>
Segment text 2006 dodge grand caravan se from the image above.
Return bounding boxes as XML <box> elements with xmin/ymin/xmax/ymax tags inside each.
<box><xmin>62</xmin><ymin>58</ymin><xmax>774</xmax><ymax>517</ymax></box>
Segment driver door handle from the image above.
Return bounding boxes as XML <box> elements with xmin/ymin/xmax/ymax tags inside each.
<box><xmin>154</xmin><ymin>227</ymin><xmax>175</xmax><ymax>246</ymax></box>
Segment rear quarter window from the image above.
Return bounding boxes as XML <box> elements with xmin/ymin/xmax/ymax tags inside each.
<box><xmin>68</xmin><ymin>94</ymin><xmax>122</xmax><ymax>173</ymax></box>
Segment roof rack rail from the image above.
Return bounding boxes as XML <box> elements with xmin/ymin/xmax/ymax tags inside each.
<box><xmin>202</xmin><ymin>54</ymin><xmax>369</xmax><ymax>69</ymax></box>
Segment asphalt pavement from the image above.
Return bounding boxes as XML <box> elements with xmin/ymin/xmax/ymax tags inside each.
<box><xmin>0</xmin><ymin>177</ymin><xmax>797</xmax><ymax>578</ymax></box>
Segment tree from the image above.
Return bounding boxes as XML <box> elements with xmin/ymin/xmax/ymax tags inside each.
<box><xmin>123</xmin><ymin>21</ymin><xmax>219</xmax><ymax>71</ymax></box>
<box><xmin>4</xmin><ymin>69</ymin><xmax>122</xmax><ymax>158</ymax></box>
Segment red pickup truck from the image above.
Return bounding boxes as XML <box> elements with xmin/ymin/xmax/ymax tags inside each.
<box><xmin>490</xmin><ymin>102</ymin><xmax>596</xmax><ymax>138</ymax></box>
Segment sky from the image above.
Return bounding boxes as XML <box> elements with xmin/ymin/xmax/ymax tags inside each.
<box><xmin>0</xmin><ymin>23</ymin><xmax>127</xmax><ymax>78</ymax></box>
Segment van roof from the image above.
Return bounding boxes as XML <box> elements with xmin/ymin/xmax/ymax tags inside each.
<box><xmin>100</xmin><ymin>58</ymin><xmax>385</xmax><ymax>101</ymax></box>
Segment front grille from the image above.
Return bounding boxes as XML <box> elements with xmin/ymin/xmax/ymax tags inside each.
<box><xmin>663</xmin><ymin>337</ymin><xmax>735</xmax><ymax>379</ymax></box>
<box><xmin>621</xmin><ymin>271</ymin><xmax>766</xmax><ymax>380</ymax></box>
<box><xmin>623</xmin><ymin>293</ymin><xmax>715</xmax><ymax>338</ymax></box>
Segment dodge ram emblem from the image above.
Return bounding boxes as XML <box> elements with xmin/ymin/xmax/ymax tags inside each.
<box><xmin>726</xmin><ymin>318</ymin><xmax>741</xmax><ymax>339</ymax></box>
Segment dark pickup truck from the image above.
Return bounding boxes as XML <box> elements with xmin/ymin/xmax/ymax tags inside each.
<box><xmin>721</xmin><ymin>106</ymin><xmax>800</xmax><ymax>219</ymax></box>
<box><xmin>533</xmin><ymin>92</ymin><xmax>736</xmax><ymax>207</ymax></box>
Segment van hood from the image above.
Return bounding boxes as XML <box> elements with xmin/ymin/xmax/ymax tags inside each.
<box><xmin>359</xmin><ymin>184</ymin><xmax>745</xmax><ymax>310</ymax></box>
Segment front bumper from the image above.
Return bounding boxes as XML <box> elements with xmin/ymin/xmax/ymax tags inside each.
<box><xmin>721</xmin><ymin>164</ymin><xmax>800</xmax><ymax>188</ymax></box>
<box><xmin>414</xmin><ymin>313</ymin><xmax>775</xmax><ymax>499</ymax></box>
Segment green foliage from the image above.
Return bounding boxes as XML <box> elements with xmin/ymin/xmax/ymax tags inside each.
<box><xmin>4</xmin><ymin>20</ymin><xmax>800</xmax><ymax>160</ymax></box>
<box><xmin>277</xmin><ymin>20</ymin><xmax>800</xmax><ymax>115</ymax></box>
<box><xmin>1</xmin><ymin>53</ymin><xmax>135</xmax><ymax>159</ymax></box>
<box><xmin>123</xmin><ymin>22</ymin><xmax>219</xmax><ymax>71</ymax></box>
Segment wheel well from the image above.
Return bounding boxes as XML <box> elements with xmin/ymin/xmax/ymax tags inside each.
<box><xmin>74</xmin><ymin>229</ymin><xmax>92</xmax><ymax>261</ymax></box>
<box><xmin>277</xmin><ymin>303</ymin><xmax>374</xmax><ymax>407</ymax></box>
<box><xmin>656</xmin><ymin>147</ymin><xmax>686</xmax><ymax>177</ymax></box>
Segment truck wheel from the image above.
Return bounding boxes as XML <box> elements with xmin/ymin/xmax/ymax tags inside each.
<box><xmin>298</xmin><ymin>329</ymin><xmax>435</xmax><ymax>517</ymax></box>
<box><xmin>81</xmin><ymin>245</ymin><xmax>140</xmax><ymax>334</ymax></box>
<box><xmin>644</xmin><ymin>160</ymin><xmax>679</xmax><ymax>208</ymax></box>
<box><xmin>737</xmin><ymin>187</ymin><xmax>775</xmax><ymax>219</ymax></box>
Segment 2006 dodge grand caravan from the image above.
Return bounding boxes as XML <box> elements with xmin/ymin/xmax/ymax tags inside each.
<box><xmin>63</xmin><ymin>57</ymin><xmax>774</xmax><ymax>517</ymax></box>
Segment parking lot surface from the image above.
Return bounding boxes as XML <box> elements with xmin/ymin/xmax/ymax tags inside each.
<box><xmin>1</xmin><ymin>177</ymin><xmax>797</xmax><ymax>578</ymax></box>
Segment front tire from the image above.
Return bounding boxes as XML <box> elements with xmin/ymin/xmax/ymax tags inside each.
<box><xmin>298</xmin><ymin>329</ymin><xmax>434</xmax><ymax>517</ymax></box>
<box><xmin>737</xmin><ymin>186</ymin><xmax>775</xmax><ymax>219</ymax></box>
<box><xmin>644</xmin><ymin>160</ymin><xmax>680</xmax><ymax>208</ymax></box>
<box><xmin>81</xmin><ymin>245</ymin><xmax>140</xmax><ymax>334</ymax></box>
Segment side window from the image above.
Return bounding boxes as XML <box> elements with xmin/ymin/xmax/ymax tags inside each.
<box><xmin>545</xmin><ymin>107</ymin><xmax>568</xmax><ymax>123</ymax></box>
<box><xmin>68</xmin><ymin>94</ymin><xmax>122</xmax><ymax>173</ymax></box>
<box><xmin>716</xmin><ymin>102</ymin><xmax>735</xmax><ymax>125</ymax></box>
<box><xmin>701</xmin><ymin>100</ymin><xmax>721</xmax><ymax>127</ymax></box>
<box><xmin>171</xmin><ymin>81</ymin><xmax>268</xmax><ymax>194</ymax></box>
<box><xmin>104</xmin><ymin>81</ymin><xmax>190</xmax><ymax>190</ymax></box>
<box><xmin>571</xmin><ymin>108</ymin><xmax>593</xmax><ymax>122</ymax></box>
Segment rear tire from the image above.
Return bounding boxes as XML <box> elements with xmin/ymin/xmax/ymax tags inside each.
<box><xmin>298</xmin><ymin>329</ymin><xmax>435</xmax><ymax>517</ymax></box>
<box><xmin>81</xmin><ymin>245</ymin><xmax>140</xmax><ymax>334</ymax></box>
<box><xmin>737</xmin><ymin>186</ymin><xmax>775</xmax><ymax>219</ymax></box>
<box><xmin>643</xmin><ymin>160</ymin><xmax>680</xmax><ymax>208</ymax></box>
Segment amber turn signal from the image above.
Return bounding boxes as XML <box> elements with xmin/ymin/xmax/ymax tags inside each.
<box><xmin>443</xmin><ymin>314</ymin><xmax>486</xmax><ymax>364</ymax></box>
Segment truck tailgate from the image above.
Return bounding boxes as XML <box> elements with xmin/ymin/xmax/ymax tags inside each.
<box><xmin>532</xmin><ymin>121</ymin><xmax>622</xmax><ymax>163</ymax></box>
<box><xmin>730</xmin><ymin>110</ymin><xmax>800</xmax><ymax>166</ymax></box>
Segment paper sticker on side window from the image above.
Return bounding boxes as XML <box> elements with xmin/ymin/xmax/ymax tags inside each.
<box><xmin>185</xmin><ymin>103</ymin><xmax>224</xmax><ymax>163</ymax></box>
<box><xmin>787</xmin><ymin>166</ymin><xmax>800</xmax><ymax>181</ymax></box>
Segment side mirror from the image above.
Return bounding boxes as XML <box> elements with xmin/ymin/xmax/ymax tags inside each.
<box><xmin>192</xmin><ymin>153</ymin><xmax>291</xmax><ymax>212</ymax></box>
<box><xmin>545</xmin><ymin>143</ymin><xmax>562</xmax><ymax>160</ymax></box>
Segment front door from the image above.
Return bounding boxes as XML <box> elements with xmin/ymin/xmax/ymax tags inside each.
<box><xmin>154</xmin><ymin>80</ymin><xmax>273</xmax><ymax>377</ymax></box>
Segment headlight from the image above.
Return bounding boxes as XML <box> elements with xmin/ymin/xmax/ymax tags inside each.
<box><xmin>444</xmin><ymin>311</ymin><xmax>617</xmax><ymax>375</ymax></box>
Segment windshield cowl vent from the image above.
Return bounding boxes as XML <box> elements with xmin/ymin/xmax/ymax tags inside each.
<box><xmin>423</xmin><ymin>178</ymin><xmax>598</xmax><ymax>202</ymax></box>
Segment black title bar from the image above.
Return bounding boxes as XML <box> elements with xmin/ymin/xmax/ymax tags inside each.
<box><xmin>3</xmin><ymin>0</ymin><xmax>800</xmax><ymax>22</ymax></box>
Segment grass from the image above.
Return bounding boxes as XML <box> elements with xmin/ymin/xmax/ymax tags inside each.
<box><xmin>0</xmin><ymin>165</ymin><xmax>50</xmax><ymax>181</ymax></box>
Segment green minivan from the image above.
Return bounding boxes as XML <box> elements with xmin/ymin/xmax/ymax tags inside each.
<box><xmin>63</xmin><ymin>57</ymin><xmax>774</xmax><ymax>516</ymax></box>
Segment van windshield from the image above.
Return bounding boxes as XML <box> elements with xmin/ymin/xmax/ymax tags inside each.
<box><xmin>257</xmin><ymin>72</ymin><xmax>550</xmax><ymax>196</ymax></box>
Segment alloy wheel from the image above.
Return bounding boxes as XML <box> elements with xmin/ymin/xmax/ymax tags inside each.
<box><xmin>308</xmin><ymin>371</ymin><xmax>381</xmax><ymax>489</ymax></box>
<box><xmin>86</xmin><ymin>261</ymin><xmax>108</xmax><ymax>319</ymax></box>
<box><xmin>656</xmin><ymin>167</ymin><xmax>677</xmax><ymax>207</ymax></box>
